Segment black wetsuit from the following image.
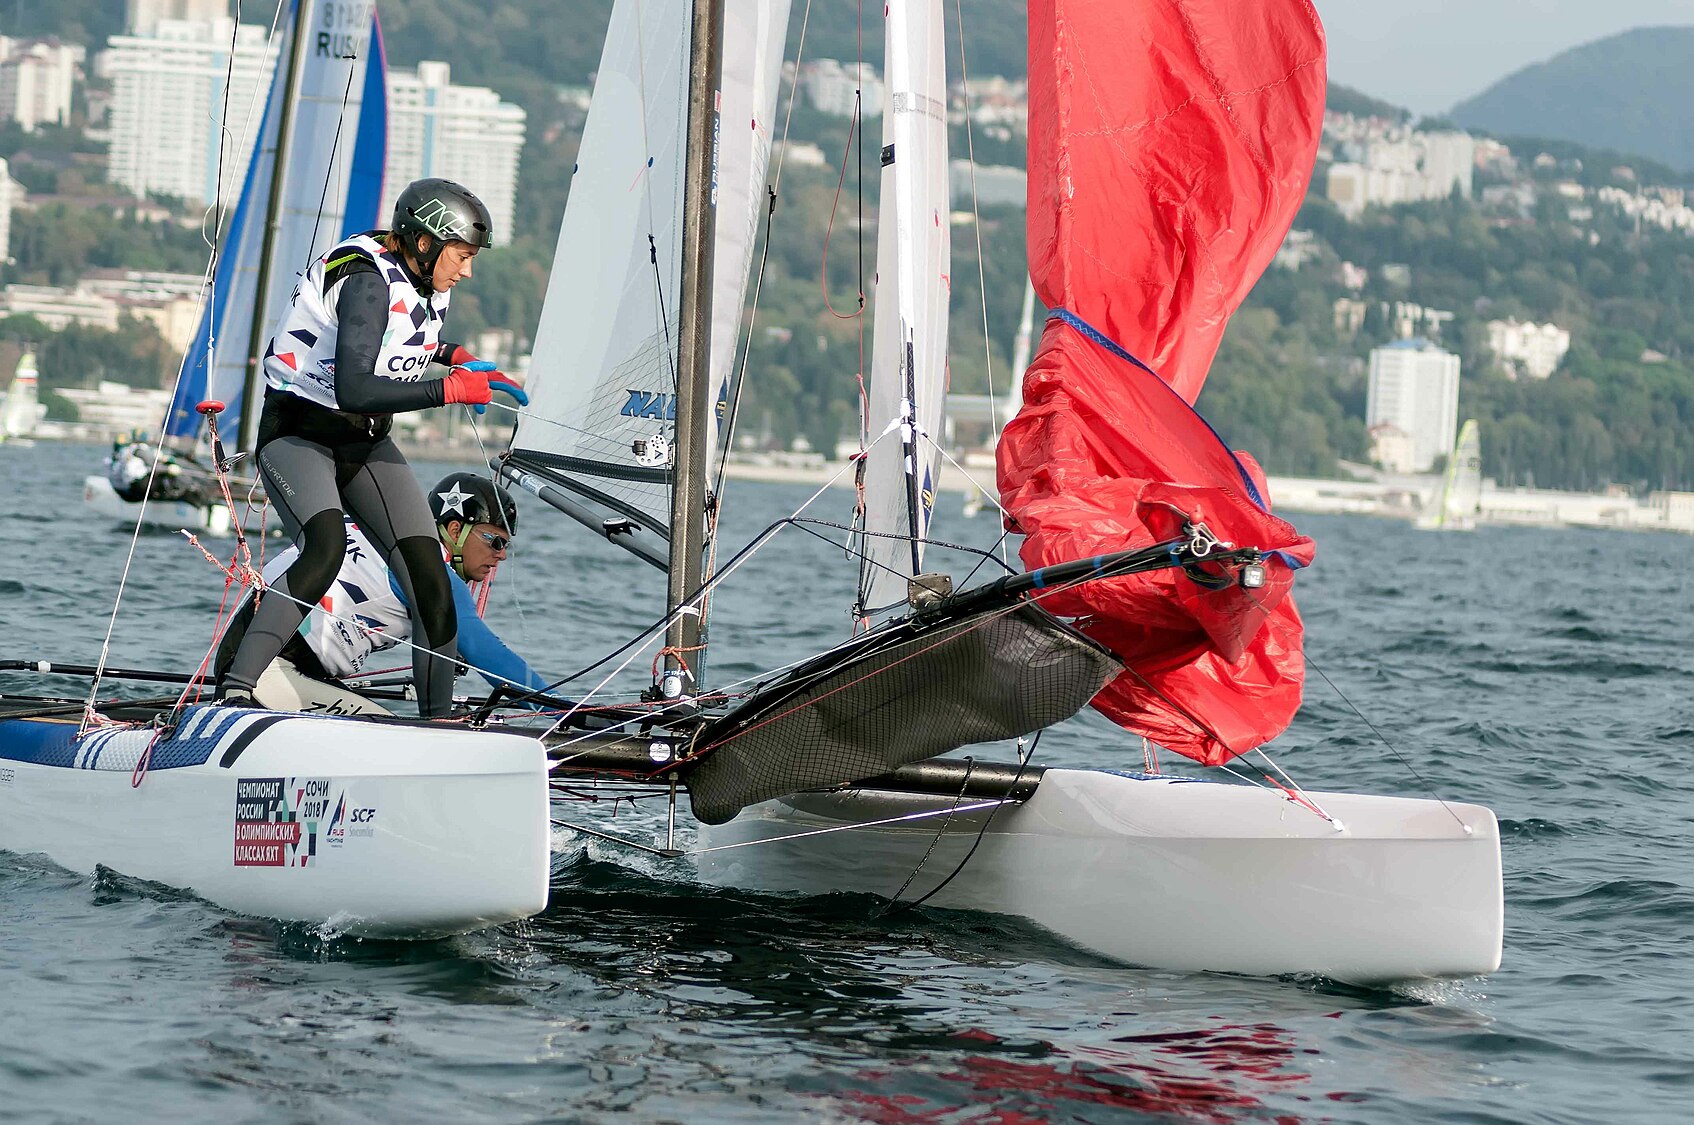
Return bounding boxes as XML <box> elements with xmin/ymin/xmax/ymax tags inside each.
<box><xmin>220</xmin><ymin>245</ymin><xmax>465</xmax><ymax>717</ymax></box>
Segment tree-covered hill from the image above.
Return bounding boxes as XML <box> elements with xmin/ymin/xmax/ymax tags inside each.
<box><xmin>12</xmin><ymin>2</ymin><xmax>1694</xmax><ymax>494</ymax></box>
<box><xmin>1451</xmin><ymin>27</ymin><xmax>1694</xmax><ymax>174</ymax></box>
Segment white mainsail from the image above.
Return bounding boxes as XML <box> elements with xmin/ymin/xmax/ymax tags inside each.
<box><xmin>706</xmin><ymin>0</ymin><xmax>792</xmax><ymax>472</ymax></box>
<box><xmin>2</xmin><ymin>352</ymin><xmax>41</xmax><ymax>438</ymax></box>
<box><xmin>858</xmin><ymin>0</ymin><xmax>951</xmax><ymax>614</ymax></box>
<box><xmin>511</xmin><ymin>0</ymin><xmax>689</xmax><ymax>539</ymax></box>
<box><xmin>512</xmin><ymin>0</ymin><xmax>788</xmax><ymax>550</ymax></box>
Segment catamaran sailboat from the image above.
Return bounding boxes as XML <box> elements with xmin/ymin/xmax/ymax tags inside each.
<box><xmin>1</xmin><ymin>0</ymin><xmax>1500</xmax><ymax>981</ymax></box>
<box><xmin>81</xmin><ymin>0</ymin><xmax>389</xmax><ymax>536</ymax></box>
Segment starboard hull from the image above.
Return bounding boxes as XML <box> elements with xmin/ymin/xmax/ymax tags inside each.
<box><xmin>0</xmin><ymin>705</ymin><xmax>551</xmax><ymax>937</ymax></box>
<box><xmin>694</xmin><ymin>768</ymin><xmax>1503</xmax><ymax>983</ymax></box>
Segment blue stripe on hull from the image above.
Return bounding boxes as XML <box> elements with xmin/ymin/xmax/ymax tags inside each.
<box><xmin>0</xmin><ymin>705</ymin><xmax>258</xmax><ymax>772</ymax></box>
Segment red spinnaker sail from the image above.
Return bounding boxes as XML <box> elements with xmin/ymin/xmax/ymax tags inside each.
<box><xmin>999</xmin><ymin>0</ymin><xmax>1327</xmax><ymax>765</ymax></box>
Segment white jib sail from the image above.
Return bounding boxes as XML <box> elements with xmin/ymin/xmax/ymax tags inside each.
<box><xmin>858</xmin><ymin>0</ymin><xmax>950</xmax><ymax>615</ymax></box>
<box><xmin>512</xmin><ymin>0</ymin><xmax>691</xmax><ymax>539</ymax></box>
<box><xmin>705</xmin><ymin>0</ymin><xmax>792</xmax><ymax>475</ymax></box>
<box><xmin>225</xmin><ymin>0</ymin><xmax>377</xmax><ymax>438</ymax></box>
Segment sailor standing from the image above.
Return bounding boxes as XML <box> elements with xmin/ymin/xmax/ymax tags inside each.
<box><xmin>216</xmin><ymin>178</ymin><xmax>527</xmax><ymax>716</ymax></box>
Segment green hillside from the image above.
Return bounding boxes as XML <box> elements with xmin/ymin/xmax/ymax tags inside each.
<box><xmin>1451</xmin><ymin>27</ymin><xmax>1694</xmax><ymax>174</ymax></box>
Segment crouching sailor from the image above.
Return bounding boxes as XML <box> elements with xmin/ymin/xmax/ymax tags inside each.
<box><xmin>216</xmin><ymin>473</ymin><xmax>551</xmax><ymax>716</ymax></box>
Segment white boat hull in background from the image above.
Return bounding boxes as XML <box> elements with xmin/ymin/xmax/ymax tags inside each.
<box><xmin>82</xmin><ymin>473</ymin><xmax>254</xmax><ymax>537</ymax></box>
<box><xmin>696</xmin><ymin>768</ymin><xmax>1503</xmax><ymax>983</ymax></box>
<box><xmin>0</xmin><ymin>708</ymin><xmax>552</xmax><ymax>937</ymax></box>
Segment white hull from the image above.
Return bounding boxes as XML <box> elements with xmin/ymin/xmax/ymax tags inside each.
<box><xmin>82</xmin><ymin>474</ymin><xmax>254</xmax><ymax>537</ymax></box>
<box><xmin>0</xmin><ymin>707</ymin><xmax>551</xmax><ymax>936</ymax></box>
<box><xmin>696</xmin><ymin>768</ymin><xmax>1503</xmax><ymax>983</ymax></box>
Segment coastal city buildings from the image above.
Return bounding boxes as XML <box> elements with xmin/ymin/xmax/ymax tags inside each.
<box><xmin>0</xmin><ymin>38</ymin><xmax>83</xmax><ymax>132</ymax></box>
<box><xmin>1366</xmin><ymin>338</ymin><xmax>1460</xmax><ymax>472</ymax></box>
<box><xmin>0</xmin><ymin>157</ymin><xmax>21</xmax><ymax>263</ymax></box>
<box><xmin>380</xmin><ymin>61</ymin><xmax>527</xmax><ymax>239</ymax></box>
<box><xmin>1486</xmin><ymin>319</ymin><xmax>1571</xmax><ymax>380</ymax></box>
<box><xmin>0</xmin><ymin>270</ymin><xmax>203</xmax><ymax>352</ymax></box>
<box><xmin>797</xmin><ymin>59</ymin><xmax>884</xmax><ymax>117</ymax></box>
<box><xmin>1323</xmin><ymin>115</ymin><xmax>1476</xmax><ymax>218</ymax></box>
<box><xmin>99</xmin><ymin>17</ymin><xmax>277</xmax><ymax>207</ymax></box>
<box><xmin>124</xmin><ymin>0</ymin><xmax>233</xmax><ymax>36</ymax></box>
<box><xmin>949</xmin><ymin>160</ymin><xmax>1025</xmax><ymax>208</ymax></box>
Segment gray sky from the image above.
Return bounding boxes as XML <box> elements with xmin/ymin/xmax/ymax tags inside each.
<box><xmin>1312</xmin><ymin>0</ymin><xmax>1694</xmax><ymax>116</ymax></box>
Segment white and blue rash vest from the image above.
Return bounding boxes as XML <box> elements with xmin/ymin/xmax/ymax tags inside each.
<box><xmin>264</xmin><ymin>517</ymin><xmax>411</xmax><ymax>677</ymax></box>
<box><xmin>262</xmin><ymin>231</ymin><xmax>453</xmax><ymax>412</ymax></box>
<box><xmin>262</xmin><ymin>517</ymin><xmax>550</xmax><ymax>695</ymax></box>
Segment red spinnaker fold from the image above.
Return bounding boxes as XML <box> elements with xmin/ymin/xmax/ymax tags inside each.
<box><xmin>1000</xmin><ymin>0</ymin><xmax>1327</xmax><ymax>765</ymax></box>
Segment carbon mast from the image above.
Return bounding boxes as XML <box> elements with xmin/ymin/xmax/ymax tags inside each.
<box><xmin>660</xmin><ymin>0</ymin><xmax>725</xmax><ymax>700</ymax></box>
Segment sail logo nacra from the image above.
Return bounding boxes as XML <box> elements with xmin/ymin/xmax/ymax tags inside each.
<box><xmin>620</xmin><ymin>390</ymin><xmax>678</xmax><ymax>420</ymax></box>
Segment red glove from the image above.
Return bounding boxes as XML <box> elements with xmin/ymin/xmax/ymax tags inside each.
<box><xmin>442</xmin><ymin>361</ymin><xmax>496</xmax><ymax>406</ymax></box>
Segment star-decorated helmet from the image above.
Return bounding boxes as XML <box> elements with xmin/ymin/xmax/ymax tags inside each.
<box><xmin>430</xmin><ymin>473</ymin><xmax>517</xmax><ymax>535</ymax></box>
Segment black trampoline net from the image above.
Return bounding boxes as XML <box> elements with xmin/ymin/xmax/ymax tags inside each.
<box><xmin>683</xmin><ymin>602</ymin><xmax>1123</xmax><ymax>825</ymax></box>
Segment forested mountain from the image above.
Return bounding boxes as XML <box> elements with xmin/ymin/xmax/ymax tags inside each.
<box><xmin>10</xmin><ymin>3</ymin><xmax>1694</xmax><ymax>492</ymax></box>
<box><xmin>1451</xmin><ymin>27</ymin><xmax>1694</xmax><ymax>174</ymax></box>
<box><xmin>1204</xmin><ymin>189</ymin><xmax>1694</xmax><ymax>491</ymax></box>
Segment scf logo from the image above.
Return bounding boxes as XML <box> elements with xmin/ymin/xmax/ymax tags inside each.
<box><xmin>386</xmin><ymin>354</ymin><xmax>430</xmax><ymax>373</ymax></box>
<box><xmin>351</xmin><ymin>808</ymin><xmax>376</xmax><ymax>823</ymax></box>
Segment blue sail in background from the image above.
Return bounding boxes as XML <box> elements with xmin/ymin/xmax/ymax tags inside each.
<box><xmin>164</xmin><ymin>37</ymin><xmax>283</xmax><ymax>444</ymax></box>
<box><xmin>342</xmin><ymin>11</ymin><xmax>388</xmax><ymax>239</ymax></box>
<box><xmin>165</xmin><ymin>1</ymin><xmax>388</xmax><ymax>450</ymax></box>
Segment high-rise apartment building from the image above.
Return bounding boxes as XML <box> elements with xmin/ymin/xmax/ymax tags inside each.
<box><xmin>125</xmin><ymin>0</ymin><xmax>231</xmax><ymax>37</ymax></box>
<box><xmin>100</xmin><ymin>18</ymin><xmax>278</xmax><ymax>207</ymax></box>
<box><xmin>381</xmin><ymin>62</ymin><xmax>526</xmax><ymax>238</ymax></box>
<box><xmin>0</xmin><ymin>38</ymin><xmax>83</xmax><ymax>132</ymax></box>
<box><xmin>797</xmin><ymin>59</ymin><xmax>884</xmax><ymax>117</ymax></box>
<box><xmin>0</xmin><ymin>157</ymin><xmax>22</xmax><ymax>264</ymax></box>
<box><xmin>1366</xmin><ymin>338</ymin><xmax>1460</xmax><ymax>473</ymax></box>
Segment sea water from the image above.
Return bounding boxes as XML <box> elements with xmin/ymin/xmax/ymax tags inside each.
<box><xmin>1</xmin><ymin>440</ymin><xmax>1690</xmax><ymax>1123</ymax></box>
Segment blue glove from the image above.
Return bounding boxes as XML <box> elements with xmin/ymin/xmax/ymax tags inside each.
<box><xmin>489</xmin><ymin>379</ymin><xmax>529</xmax><ymax>408</ymax></box>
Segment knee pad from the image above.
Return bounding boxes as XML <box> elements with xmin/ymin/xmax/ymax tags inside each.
<box><xmin>393</xmin><ymin>535</ymin><xmax>456</xmax><ymax>646</ymax></box>
<box><xmin>287</xmin><ymin>510</ymin><xmax>350</xmax><ymax>604</ymax></box>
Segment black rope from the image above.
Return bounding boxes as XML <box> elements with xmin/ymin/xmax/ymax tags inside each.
<box><xmin>879</xmin><ymin>756</ymin><xmax>977</xmax><ymax>913</ymax></box>
<box><xmin>710</xmin><ymin>184</ymin><xmax>779</xmax><ymax>506</ymax></box>
<box><xmin>883</xmin><ymin>732</ymin><xmax>1042</xmax><ymax>915</ymax></box>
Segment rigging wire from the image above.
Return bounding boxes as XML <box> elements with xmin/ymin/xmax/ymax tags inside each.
<box><xmin>82</xmin><ymin>0</ymin><xmax>289</xmax><ymax>730</ymax></box>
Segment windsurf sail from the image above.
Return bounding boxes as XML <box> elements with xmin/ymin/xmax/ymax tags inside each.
<box><xmin>1436</xmin><ymin>419</ymin><xmax>1482</xmax><ymax>528</ymax></box>
<box><xmin>998</xmin><ymin>0</ymin><xmax>1327</xmax><ymax>765</ymax></box>
<box><xmin>509</xmin><ymin>0</ymin><xmax>788</xmax><ymax>575</ymax></box>
<box><xmin>855</xmin><ymin>0</ymin><xmax>951</xmax><ymax>617</ymax></box>
<box><xmin>166</xmin><ymin>0</ymin><xmax>386</xmax><ymax>450</ymax></box>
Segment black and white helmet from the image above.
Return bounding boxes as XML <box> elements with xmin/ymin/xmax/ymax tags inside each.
<box><xmin>429</xmin><ymin>473</ymin><xmax>517</xmax><ymax>535</ymax></box>
<box><xmin>392</xmin><ymin>178</ymin><xmax>494</xmax><ymax>278</ymax></box>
